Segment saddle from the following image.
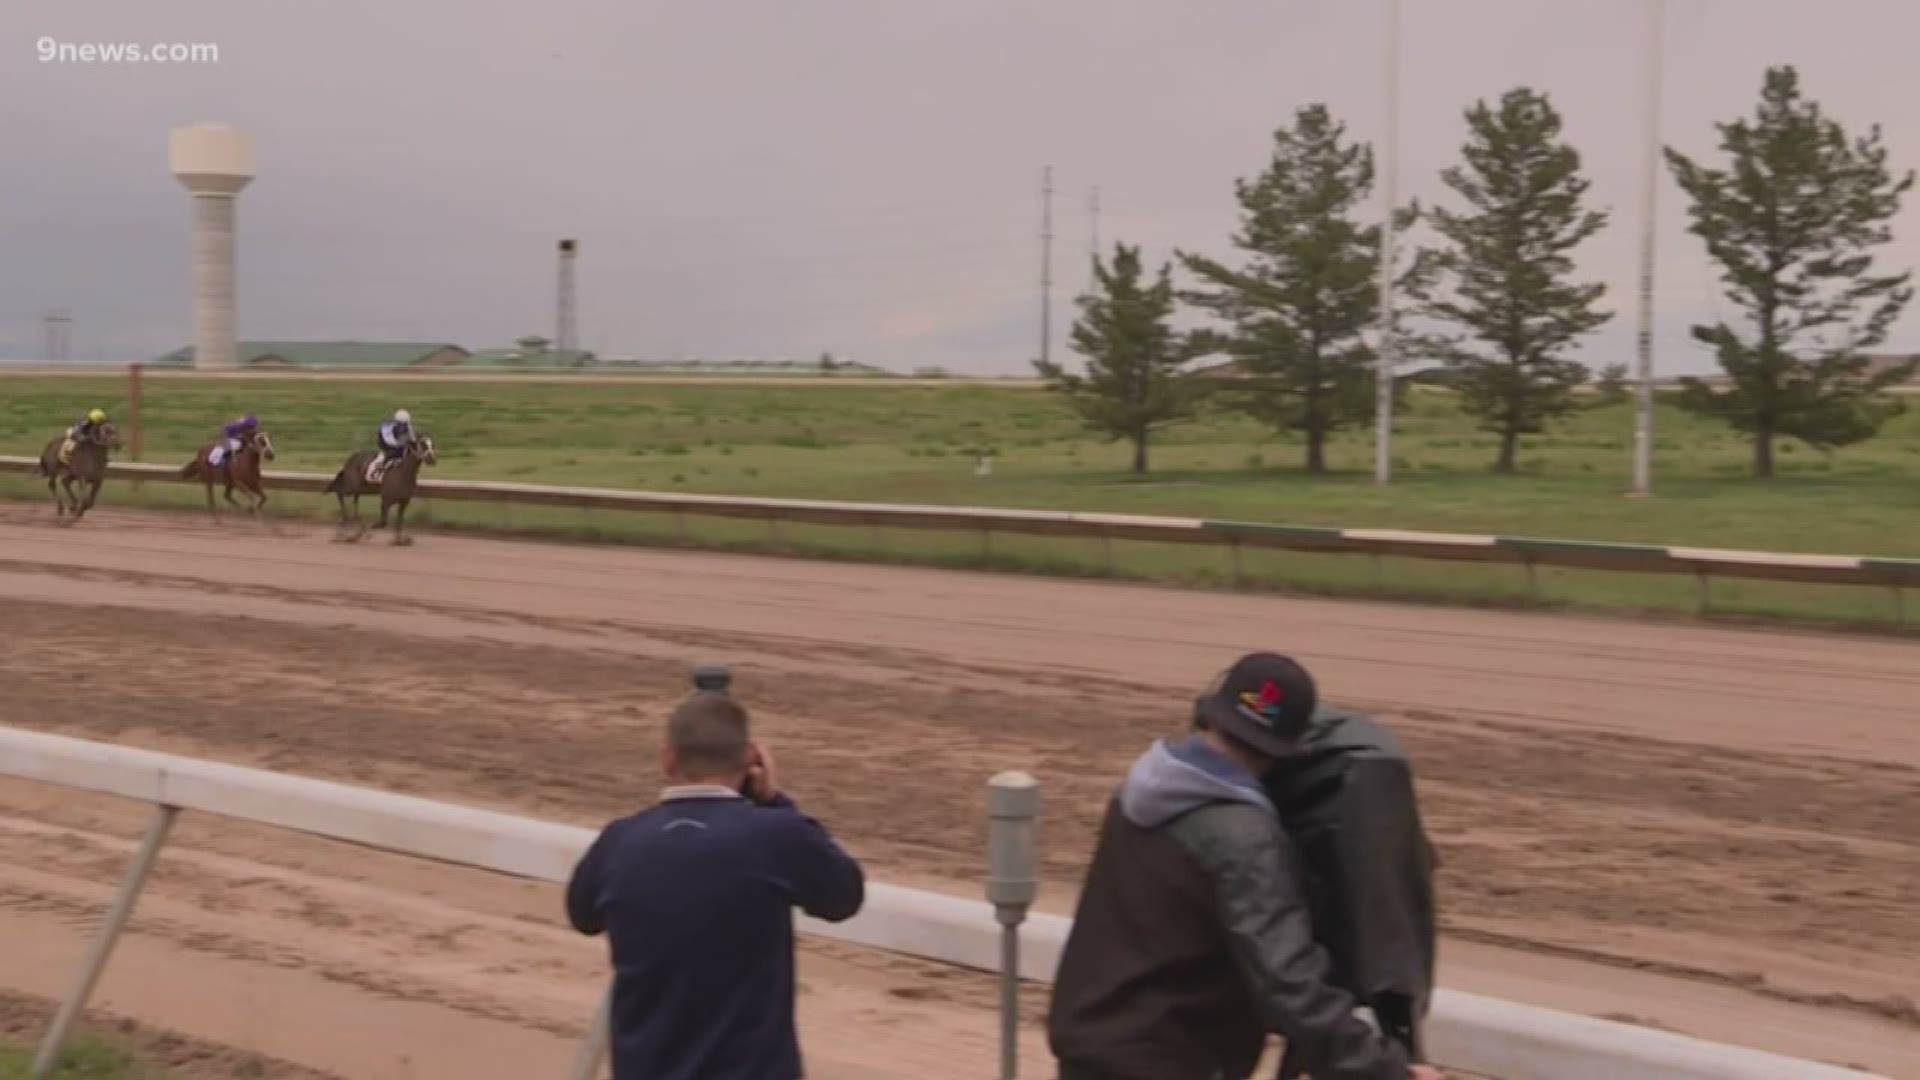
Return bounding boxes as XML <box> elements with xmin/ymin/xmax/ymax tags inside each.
<box><xmin>364</xmin><ymin>456</ymin><xmax>390</xmax><ymax>484</ymax></box>
<box><xmin>58</xmin><ymin>438</ymin><xmax>77</xmax><ymax>465</ymax></box>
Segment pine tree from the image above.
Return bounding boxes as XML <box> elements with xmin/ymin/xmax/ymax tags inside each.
<box><xmin>1421</xmin><ymin>88</ymin><xmax>1612</xmax><ymax>473</ymax></box>
<box><xmin>1179</xmin><ymin>104</ymin><xmax>1412</xmax><ymax>474</ymax></box>
<box><xmin>1666</xmin><ymin>66</ymin><xmax>1917</xmax><ymax>477</ymax></box>
<box><xmin>1036</xmin><ymin>243</ymin><xmax>1205</xmax><ymax>474</ymax></box>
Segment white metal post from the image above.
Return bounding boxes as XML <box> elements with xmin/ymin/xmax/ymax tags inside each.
<box><xmin>565</xmin><ymin>986</ymin><xmax>613</xmax><ymax>1080</ymax></box>
<box><xmin>986</xmin><ymin>772</ymin><xmax>1039</xmax><ymax>1080</ymax></box>
<box><xmin>1631</xmin><ymin>0</ymin><xmax>1667</xmax><ymax>497</ymax></box>
<box><xmin>32</xmin><ymin>804</ymin><xmax>178</xmax><ymax>1080</ymax></box>
<box><xmin>1374</xmin><ymin>0</ymin><xmax>1403</xmax><ymax>486</ymax></box>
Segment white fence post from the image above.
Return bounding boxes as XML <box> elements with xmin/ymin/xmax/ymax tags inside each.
<box><xmin>565</xmin><ymin>987</ymin><xmax>612</xmax><ymax>1080</ymax></box>
<box><xmin>32</xmin><ymin>804</ymin><xmax>179</xmax><ymax>1080</ymax></box>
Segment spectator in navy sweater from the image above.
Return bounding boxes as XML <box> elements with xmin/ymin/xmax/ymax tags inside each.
<box><xmin>567</xmin><ymin>691</ymin><xmax>865</xmax><ymax>1080</ymax></box>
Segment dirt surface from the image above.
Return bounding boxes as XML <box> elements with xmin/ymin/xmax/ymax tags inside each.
<box><xmin>0</xmin><ymin>504</ymin><xmax>1915</xmax><ymax>1077</ymax></box>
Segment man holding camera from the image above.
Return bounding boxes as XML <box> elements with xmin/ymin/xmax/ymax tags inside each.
<box><xmin>567</xmin><ymin>681</ymin><xmax>866</xmax><ymax>1080</ymax></box>
<box><xmin>1048</xmin><ymin>652</ymin><xmax>1445</xmax><ymax>1080</ymax></box>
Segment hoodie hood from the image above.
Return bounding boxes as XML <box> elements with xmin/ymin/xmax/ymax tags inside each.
<box><xmin>1118</xmin><ymin>736</ymin><xmax>1274</xmax><ymax>829</ymax></box>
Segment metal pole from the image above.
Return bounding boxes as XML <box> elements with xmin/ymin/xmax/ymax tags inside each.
<box><xmin>1000</xmin><ymin>923</ymin><xmax>1020</xmax><ymax>1079</ymax></box>
<box><xmin>127</xmin><ymin>363</ymin><xmax>143</xmax><ymax>462</ymax></box>
<box><xmin>986</xmin><ymin>772</ymin><xmax>1040</xmax><ymax>1080</ymax></box>
<box><xmin>565</xmin><ymin>986</ymin><xmax>613</xmax><ymax>1080</ymax></box>
<box><xmin>1373</xmin><ymin>0</ymin><xmax>1402</xmax><ymax>486</ymax></box>
<box><xmin>1039</xmin><ymin>166</ymin><xmax>1054</xmax><ymax>370</ymax></box>
<box><xmin>33</xmin><ymin>805</ymin><xmax>178</xmax><ymax>1080</ymax></box>
<box><xmin>1631</xmin><ymin>0</ymin><xmax>1667</xmax><ymax>497</ymax></box>
<box><xmin>1088</xmin><ymin>185</ymin><xmax>1101</xmax><ymax>284</ymax></box>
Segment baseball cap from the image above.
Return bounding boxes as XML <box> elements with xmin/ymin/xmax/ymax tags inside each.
<box><xmin>1193</xmin><ymin>652</ymin><xmax>1318</xmax><ymax>757</ymax></box>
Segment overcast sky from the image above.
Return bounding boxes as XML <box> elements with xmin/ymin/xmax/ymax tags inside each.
<box><xmin>7</xmin><ymin>0</ymin><xmax>1920</xmax><ymax>373</ymax></box>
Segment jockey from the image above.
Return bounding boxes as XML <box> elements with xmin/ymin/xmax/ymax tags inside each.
<box><xmin>69</xmin><ymin>408</ymin><xmax>108</xmax><ymax>440</ymax></box>
<box><xmin>212</xmin><ymin>413</ymin><xmax>258</xmax><ymax>467</ymax></box>
<box><xmin>376</xmin><ymin>409</ymin><xmax>414</xmax><ymax>467</ymax></box>
<box><xmin>61</xmin><ymin>408</ymin><xmax>108</xmax><ymax>463</ymax></box>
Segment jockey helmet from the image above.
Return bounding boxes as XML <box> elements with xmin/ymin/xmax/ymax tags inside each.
<box><xmin>88</xmin><ymin>408</ymin><xmax>107</xmax><ymax>424</ymax></box>
<box><xmin>394</xmin><ymin>409</ymin><xmax>412</xmax><ymax>424</ymax></box>
<box><xmin>242</xmin><ymin>413</ymin><xmax>258</xmax><ymax>429</ymax></box>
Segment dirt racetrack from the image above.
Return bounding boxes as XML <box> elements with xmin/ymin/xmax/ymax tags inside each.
<box><xmin>0</xmin><ymin>503</ymin><xmax>1916</xmax><ymax>1078</ymax></box>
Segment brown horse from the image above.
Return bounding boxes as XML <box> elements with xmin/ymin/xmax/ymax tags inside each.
<box><xmin>181</xmin><ymin>429</ymin><xmax>277</xmax><ymax>517</ymax></box>
<box><xmin>323</xmin><ymin>433</ymin><xmax>436</xmax><ymax>545</ymax></box>
<box><xmin>35</xmin><ymin>422</ymin><xmax>121</xmax><ymax>521</ymax></box>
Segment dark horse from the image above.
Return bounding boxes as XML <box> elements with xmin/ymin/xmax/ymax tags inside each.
<box><xmin>324</xmin><ymin>433</ymin><xmax>436</xmax><ymax>545</ymax></box>
<box><xmin>35</xmin><ymin>422</ymin><xmax>121</xmax><ymax>522</ymax></box>
<box><xmin>181</xmin><ymin>429</ymin><xmax>277</xmax><ymax>517</ymax></box>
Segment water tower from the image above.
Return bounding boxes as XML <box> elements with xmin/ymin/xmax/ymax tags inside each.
<box><xmin>169</xmin><ymin>124</ymin><xmax>254</xmax><ymax>370</ymax></box>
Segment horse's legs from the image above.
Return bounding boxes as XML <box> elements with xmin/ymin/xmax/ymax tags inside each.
<box><xmin>47</xmin><ymin>475</ymin><xmax>64</xmax><ymax>517</ymax></box>
<box><xmin>61</xmin><ymin>476</ymin><xmax>81</xmax><ymax>518</ymax></box>
<box><xmin>390</xmin><ymin>500</ymin><xmax>411</xmax><ymax>545</ymax></box>
<box><xmin>206</xmin><ymin>481</ymin><xmax>219</xmax><ymax>517</ymax></box>
<box><xmin>223</xmin><ymin>482</ymin><xmax>242</xmax><ymax>510</ymax></box>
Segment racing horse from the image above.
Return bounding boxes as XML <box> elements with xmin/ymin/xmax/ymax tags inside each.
<box><xmin>35</xmin><ymin>421</ymin><xmax>121</xmax><ymax>522</ymax></box>
<box><xmin>324</xmin><ymin>432</ymin><xmax>436</xmax><ymax>545</ymax></box>
<box><xmin>181</xmin><ymin>428</ymin><xmax>277</xmax><ymax>517</ymax></box>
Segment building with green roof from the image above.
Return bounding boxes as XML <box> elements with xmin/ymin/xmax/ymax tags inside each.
<box><xmin>151</xmin><ymin>341</ymin><xmax>470</xmax><ymax>369</ymax></box>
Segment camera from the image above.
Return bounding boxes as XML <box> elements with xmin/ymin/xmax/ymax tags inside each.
<box><xmin>690</xmin><ymin>663</ymin><xmax>732</xmax><ymax>693</ymax></box>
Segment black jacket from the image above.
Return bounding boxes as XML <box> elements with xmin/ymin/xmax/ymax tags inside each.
<box><xmin>1266</xmin><ymin>708</ymin><xmax>1437</xmax><ymax>1070</ymax></box>
<box><xmin>1049</xmin><ymin>737</ymin><xmax>1407</xmax><ymax>1080</ymax></box>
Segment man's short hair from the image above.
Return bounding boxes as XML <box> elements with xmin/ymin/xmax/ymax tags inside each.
<box><xmin>668</xmin><ymin>693</ymin><xmax>751</xmax><ymax>777</ymax></box>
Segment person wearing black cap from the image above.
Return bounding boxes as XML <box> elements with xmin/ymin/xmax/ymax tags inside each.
<box><xmin>1048</xmin><ymin>652</ymin><xmax>1443</xmax><ymax>1080</ymax></box>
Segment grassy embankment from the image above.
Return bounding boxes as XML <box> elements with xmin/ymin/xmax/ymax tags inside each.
<box><xmin>3</xmin><ymin>373</ymin><xmax>1916</xmax><ymax>627</ymax></box>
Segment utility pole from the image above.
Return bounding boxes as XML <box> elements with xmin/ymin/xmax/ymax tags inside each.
<box><xmin>1039</xmin><ymin>166</ymin><xmax>1054</xmax><ymax>370</ymax></box>
<box><xmin>1631</xmin><ymin>0</ymin><xmax>1667</xmax><ymax>497</ymax></box>
<box><xmin>1373</xmin><ymin>0</ymin><xmax>1402</xmax><ymax>486</ymax></box>
<box><xmin>1089</xmin><ymin>185</ymin><xmax>1101</xmax><ymax>278</ymax></box>
<box><xmin>42</xmin><ymin>310</ymin><xmax>73</xmax><ymax>364</ymax></box>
